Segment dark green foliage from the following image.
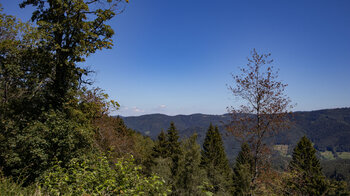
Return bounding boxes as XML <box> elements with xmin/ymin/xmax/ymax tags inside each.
<box><xmin>0</xmin><ymin>110</ymin><xmax>93</xmax><ymax>184</ymax></box>
<box><xmin>123</xmin><ymin>108</ymin><xmax>350</xmax><ymax>156</ymax></box>
<box><xmin>2</xmin><ymin>1</ymin><xmax>350</xmax><ymax>194</ymax></box>
<box><xmin>150</xmin><ymin>122</ymin><xmax>182</xmax><ymax>194</ymax></box>
<box><xmin>165</xmin><ymin>122</ymin><xmax>182</xmax><ymax>178</ymax></box>
<box><xmin>233</xmin><ymin>142</ymin><xmax>254</xmax><ymax>195</ymax></box>
<box><xmin>0</xmin><ymin>1</ymin><xmax>172</xmax><ymax>195</ymax></box>
<box><xmin>322</xmin><ymin>159</ymin><xmax>350</xmax><ymax>190</ymax></box>
<box><xmin>131</xmin><ymin>132</ymin><xmax>155</xmax><ymax>165</ymax></box>
<box><xmin>327</xmin><ymin>180</ymin><xmax>350</xmax><ymax>196</ymax></box>
<box><xmin>19</xmin><ymin>0</ymin><xmax>125</xmax><ymax>109</ymax></box>
<box><xmin>166</xmin><ymin>122</ymin><xmax>181</xmax><ymax>157</ymax></box>
<box><xmin>176</xmin><ymin>134</ymin><xmax>208</xmax><ymax>196</ymax></box>
<box><xmin>150</xmin><ymin>157</ymin><xmax>173</xmax><ymax>187</ymax></box>
<box><xmin>151</xmin><ymin>125</ymin><xmax>211</xmax><ymax>195</ymax></box>
<box><xmin>0</xmin><ymin>7</ymin><xmax>52</xmax><ymax>121</ymax></box>
<box><xmin>41</xmin><ymin>155</ymin><xmax>169</xmax><ymax>195</ymax></box>
<box><xmin>201</xmin><ymin>124</ymin><xmax>233</xmax><ymax>195</ymax></box>
<box><xmin>286</xmin><ymin>136</ymin><xmax>328</xmax><ymax>195</ymax></box>
<box><xmin>0</xmin><ymin>171</ymin><xmax>40</xmax><ymax>195</ymax></box>
<box><xmin>152</xmin><ymin>130</ymin><xmax>168</xmax><ymax>158</ymax></box>
<box><xmin>146</xmin><ymin>130</ymin><xmax>169</xmax><ymax>176</ymax></box>
<box><xmin>289</xmin><ymin>136</ymin><xmax>323</xmax><ymax>176</ymax></box>
<box><xmin>166</xmin><ymin>123</ymin><xmax>184</xmax><ymax>195</ymax></box>
<box><xmin>235</xmin><ymin>143</ymin><xmax>253</xmax><ymax>167</ymax></box>
<box><xmin>1</xmin><ymin>1</ymin><xmax>119</xmax><ymax>186</ymax></box>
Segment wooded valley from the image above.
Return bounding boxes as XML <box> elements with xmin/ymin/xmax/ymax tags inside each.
<box><xmin>1</xmin><ymin>0</ymin><xmax>349</xmax><ymax>195</ymax></box>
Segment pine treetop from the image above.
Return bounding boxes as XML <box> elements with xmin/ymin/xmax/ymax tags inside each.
<box><xmin>233</xmin><ymin>142</ymin><xmax>254</xmax><ymax>195</ymax></box>
<box><xmin>158</xmin><ymin>130</ymin><xmax>166</xmax><ymax>143</ymax></box>
<box><xmin>287</xmin><ymin>136</ymin><xmax>328</xmax><ymax>195</ymax></box>
<box><xmin>166</xmin><ymin>122</ymin><xmax>181</xmax><ymax>155</ymax></box>
<box><xmin>235</xmin><ymin>142</ymin><xmax>253</xmax><ymax>168</ymax></box>
<box><xmin>201</xmin><ymin>124</ymin><xmax>229</xmax><ymax>169</ymax></box>
<box><xmin>289</xmin><ymin>136</ymin><xmax>323</xmax><ymax>175</ymax></box>
<box><xmin>152</xmin><ymin>130</ymin><xmax>168</xmax><ymax>158</ymax></box>
<box><xmin>201</xmin><ymin>123</ymin><xmax>233</xmax><ymax>194</ymax></box>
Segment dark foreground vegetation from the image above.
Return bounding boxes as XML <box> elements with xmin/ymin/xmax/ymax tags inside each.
<box><xmin>0</xmin><ymin>0</ymin><xmax>349</xmax><ymax>195</ymax></box>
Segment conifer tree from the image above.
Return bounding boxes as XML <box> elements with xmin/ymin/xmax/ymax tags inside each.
<box><xmin>201</xmin><ymin>124</ymin><xmax>233</xmax><ymax>195</ymax></box>
<box><xmin>152</xmin><ymin>130</ymin><xmax>168</xmax><ymax>158</ymax></box>
<box><xmin>149</xmin><ymin>123</ymin><xmax>182</xmax><ymax>195</ymax></box>
<box><xmin>166</xmin><ymin>122</ymin><xmax>181</xmax><ymax>156</ymax></box>
<box><xmin>165</xmin><ymin>122</ymin><xmax>183</xmax><ymax>195</ymax></box>
<box><xmin>147</xmin><ymin>129</ymin><xmax>172</xmax><ymax>190</ymax></box>
<box><xmin>233</xmin><ymin>142</ymin><xmax>254</xmax><ymax>195</ymax></box>
<box><xmin>176</xmin><ymin>134</ymin><xmax>207</xmax><ymax>195</ymax></box>
<box><xmin>166</xmin><ymin>122</ymin><xmax>181</xmax><ymax>171</ymax></box>
<box><xmin>286</xmin><ymin>136</ymin><xmax>328</xmax><ymax>195</ymax></box>
<box><xmin>150</xmin><ymin>123</ymin><xmax>181</xmax><ymax>162</ymax></box>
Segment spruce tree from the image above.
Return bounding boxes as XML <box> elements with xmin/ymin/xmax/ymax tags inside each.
<box><xmin>166</xmin><ymin>122</ymin><xmax>181</xmax><ymax>156</ymax></box>
<box><xmin>176</xmin><ymin>134</ymin><xmax>207</xmax><ymax>195</ymax></box>
<box><xmin>201</xmin><ymin>124</ymin><xmax>233</xmax><ymax>195</ymax></box>
<box><xmin>152</xmin><ymin>130</ymin><xmax>168</xmax><ymax>158</ymax></box>
<box><xmin>233</xmin><ymin>142</ymin><xmax>254</xmax><ymax>196</ymax></box>
<box><xmin>166</xmin><ymin>122</ymin><xmax>182</xmax><ymax>176</ymax></box>
<box><xmin>148</xmin><ymin>130</ymin><xmax>173</xmax><ymax>190</ymax></box>
<box><xmin>286</xmin><ymin>136</ymin><xmax>328</xmax><ymax>195</ymax></box>
<box><xmin>149</xmin><ymin>122</ymin><xmax>182</xmax><ymax>195</ymax></box>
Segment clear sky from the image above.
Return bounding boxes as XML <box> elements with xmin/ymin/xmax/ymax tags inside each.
<box><xmin>2</xmin><ymin>0</ymin><xmax>350</xmax><ymax>116</ymax></box>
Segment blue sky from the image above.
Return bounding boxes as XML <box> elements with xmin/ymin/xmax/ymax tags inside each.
<box><xmin>2</xmin><ymin>0</ymin><xmax>350</xmax><ymax>116</ymax></box>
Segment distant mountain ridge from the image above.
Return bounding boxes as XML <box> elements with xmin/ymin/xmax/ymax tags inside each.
<box><xmin>120</xmin><ymin>108</ymin><xmax>350</xmax><ymax>159</ymax></box>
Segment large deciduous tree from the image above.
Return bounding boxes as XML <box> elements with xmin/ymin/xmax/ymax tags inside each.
<box><xmin>20</xmin><ymin>0</ymin><xmax>127</xmax><ymax>109</ymax></box>
<box><xmin>0</xmin><ymin>0</ymin><xmax>126</xmax><ymax>184</ymax></box>
<box><xmin>0</xmin><ymin>6</ymin><xmax>51</xmax><ymax>118</ymax></box>
<box><xmin>226</xmin><ymin>49</ymin><xmax>293</xmax><ymax>192</ymax></box>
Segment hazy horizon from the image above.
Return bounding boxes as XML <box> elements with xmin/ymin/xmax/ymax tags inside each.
<box><xmin>118</xmin><ymin>107</ymin><xmax>350</xmax><ymax>117</ymax></box>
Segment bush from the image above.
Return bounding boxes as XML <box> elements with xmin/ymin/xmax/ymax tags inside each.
<box><xmin>42</xmin><ymin>155</ymin><xmax>170</xmax><ymax>195</ymax></box>
<box><xmin>0</xmin><ymin>171</ymin><xmax>40</xmax><ymax>196</ymax></box>
<box><xmin>0</xmin><ymin>110</ymin><xmax>93</xmax><ymax>184</ymax></box>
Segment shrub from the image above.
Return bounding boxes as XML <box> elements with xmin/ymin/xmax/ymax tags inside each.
<box><xmin>42</xmin><ymin>155</ymin><xmax>170</xmax><ymax>195</ymax></box>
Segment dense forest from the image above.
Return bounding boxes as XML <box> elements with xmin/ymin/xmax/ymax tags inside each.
<box><xmin>0</xmin><ymin>0</ymin><xmax>349</xmax><ymax>195</ymax></box>
<box><xmin>122</xmin><ymin>108</ymin><xmax>350</xmax><ymax>155</ymax></box>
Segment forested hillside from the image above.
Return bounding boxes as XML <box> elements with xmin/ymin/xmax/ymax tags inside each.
<box><xmin>0</xmin><ymin>1</ymin><xmax>170</xmax><ymax>195</ymax></box>
<box><xmin>1</xmin><ymin>0</ymin><xmax>349</xmax><ymax>195</ymax></box>
<box><xmin>122</xmin><ymin>108</ymin><xmax>350</xmax><ymax>155</ymax></box>
<box><xmin>122</xmin><ymin>108</ymin><xmax>350</xmax><ymax>190</ymax></box>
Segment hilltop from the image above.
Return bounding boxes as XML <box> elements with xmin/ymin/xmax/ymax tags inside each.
<box><xmin>121</xmin><ymin>108</ymin><xmax>350</xmax><ymax>159</ymax></box>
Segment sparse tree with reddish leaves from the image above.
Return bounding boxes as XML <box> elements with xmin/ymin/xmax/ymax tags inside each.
<box><xmin>226</xmin><ymin>49</ymin><xmax>294</xmax><ymax>193</ymax></box>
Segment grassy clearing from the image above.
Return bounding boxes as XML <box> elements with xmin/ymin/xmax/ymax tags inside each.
<box><xmin>320</xmin><ymin>151</ymin><xmax>335</xmax><ymax>160</ymax></box>
<box><xmin>337</xmin><ymin>152</ymin><xmax>350</xmax><ymax>159</ymax></box>
<box><xmin>274</xmin><ymin>145</ymin><xmax>289</xmax><ymax>156</ymax></box>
